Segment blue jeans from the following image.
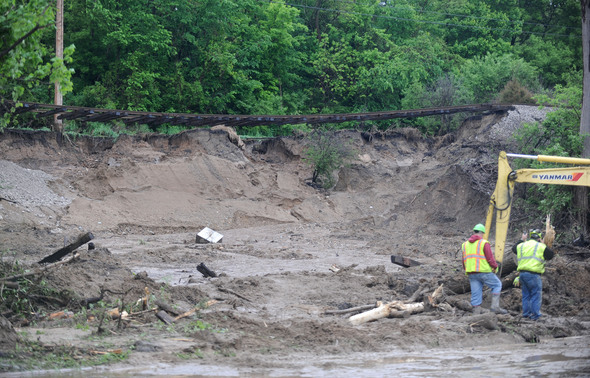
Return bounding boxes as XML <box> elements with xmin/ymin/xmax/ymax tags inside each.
<box><xmin>468</xmin><ymin>272</ymin><xmax>502</xmax><ymax>307</ymax></box>
<box><xmin>520</xmin><ymin>271</ymin><xmax>543</xmax><ymax>320</ymax></box>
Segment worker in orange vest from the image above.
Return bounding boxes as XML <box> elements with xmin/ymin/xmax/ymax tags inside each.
<box><xmin>462</xmin><ymin>223</ymin><xmax>507</xmax><ymax>314</ymax></box>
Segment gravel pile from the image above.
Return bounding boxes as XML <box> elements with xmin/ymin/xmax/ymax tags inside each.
<box><xmin>0</xmin><ymin>160</ymin><xmax>71</xmax><ymax>210</ymax></box>
<box><xmin>489</xmin><ymin>105</ymin><xmax>552</xmax><ymax>142</ymax></box>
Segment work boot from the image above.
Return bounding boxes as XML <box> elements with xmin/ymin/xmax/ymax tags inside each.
<box><xmin>490</xmin><ymin>294</ymin><xmax>508</xmax><ymax>314</ymax></box>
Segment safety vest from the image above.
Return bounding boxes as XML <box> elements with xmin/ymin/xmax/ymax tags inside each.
<box><xmin>517</xmin><ymin>240</ymin><xmax>547</xmax><ymax>274</ymax></box>
<box><xmin>462</xmin><ymin>238</ymin><xmax>493</xmax><ymax>273</ymax></box>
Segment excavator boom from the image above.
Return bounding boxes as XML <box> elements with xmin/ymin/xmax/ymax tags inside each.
<box><xmin>484</xmin><ymin>151</ymin><xmax>590</xmax><ymax>264</ymax></box>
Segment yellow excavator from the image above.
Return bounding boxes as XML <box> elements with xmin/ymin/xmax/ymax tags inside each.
<box><xmin>484</xmin><ymin>151</ymin><xmax>590</xmax><ymax>265</ymax></box>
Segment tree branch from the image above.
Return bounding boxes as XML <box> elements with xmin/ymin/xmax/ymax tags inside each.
<box><xmin>0</xmin><ymin>5</ymin><xmax>52</xmax><ymax>59</ymax></box>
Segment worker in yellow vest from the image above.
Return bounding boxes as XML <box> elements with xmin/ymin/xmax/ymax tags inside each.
<box><xmin>462</xmin><ymin>224</ymin><xmax>507</xmax><ymax>314</ymax></box>
<box><xmin>511</xmin><ymin>229</ymin><xmax>554</xmax><ymax>321</ymax></box>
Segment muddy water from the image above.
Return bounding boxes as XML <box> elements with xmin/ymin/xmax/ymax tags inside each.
<box><xmin>14</xmin><ymin>336</ymin><xmax>589</xmax><ymax>377</ymax></box>
<box><xmin>114</xmin><ymin>338</ymin><xmax>590</xmax><ymax>377</ymax></box>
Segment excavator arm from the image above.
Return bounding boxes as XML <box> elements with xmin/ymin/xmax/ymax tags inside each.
<box><xmin>483</xmin><ymin>151</ymin><xmax>590</xmax><ymax>264</ymax></box>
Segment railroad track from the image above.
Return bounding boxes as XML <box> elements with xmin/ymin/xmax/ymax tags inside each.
<box><xmin>1</xmin><ymin>100</ymin><xmax>514</xmax><ymax>128</ymax></box>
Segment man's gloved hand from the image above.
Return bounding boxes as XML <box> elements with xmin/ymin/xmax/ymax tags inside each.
<box><xmin>494</xmin><ymin>264</ymin><xmax>501</xmax><ymax>274</ymax></box>
<box><xmin>513</xmin><ymin>276</ymin><xmax>520</xmax><ymax>287</ymax></box>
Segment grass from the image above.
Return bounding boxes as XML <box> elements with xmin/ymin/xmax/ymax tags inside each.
<box><xmin>176</xmin><ymin>349</ymin><xmax>204</xmax><ymax>360</ymax></box>
<box><xmin>0</xmin><ymin>340</ymin><xmax>130</xmax><ymax>373</ymax></box>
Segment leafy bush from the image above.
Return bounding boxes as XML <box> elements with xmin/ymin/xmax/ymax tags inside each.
<box><xmin>0</xmin><ymin>250</ymin><xmax>64</xmax><ymax>319</ymax></box>
<box><xmin>497</xmin><ymin>79</ymin><xmax>536</xmax><ymax>104</ymax></box>
<box><xmin>456</xmin><ymin>53</ymin><xmax>541</xmax><ymax>103</ymax></box>
<box><xmin>511</xmin><ymin>73</ymin><xmax>585</xmax><ymax>237</ymax></box>
<box><xmin>402</xmin><ymin>73</ymin><xmax>472</xmax><ymax>135</ymax></box>
<box><xmin>303</xmin><ymin>129</ymin><xmax>356</xmax><ymax>189</ymax></box>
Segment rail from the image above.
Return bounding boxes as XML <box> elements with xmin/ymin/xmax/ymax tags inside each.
<box><xmin>0</xmin><ymin>100</ymin><xmax>514</xmax><ymax>128</ymax></box>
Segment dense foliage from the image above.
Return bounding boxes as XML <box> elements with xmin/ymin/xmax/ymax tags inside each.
<box><xmin>512</xmin><ymin>71</ymin><xmax>586</xmax><ymax>239</ymax></box>
<box><xmin>0</xmin><ymin>0</ymin><xmax>583</xmax><ymax>135</ymax></box>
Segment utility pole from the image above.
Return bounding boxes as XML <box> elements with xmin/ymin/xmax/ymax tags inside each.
<box><xmin>579</xmin><ymin>0</ymin><xmax>589</xmax><ymax>235</ymax></box>
<box><xmin>54</xmin><ymin>0</ymin><xmax>63</xmax><ymax>134</ymax></box>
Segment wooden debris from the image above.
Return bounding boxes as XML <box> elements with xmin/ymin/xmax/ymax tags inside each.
<box><xmin>218</xmin><ymin>287</ymin><xmax>252</xmax><ymax>302</ymax></box>
<box><xmin>197</xmin><ymin>262</ymin><xmax>217</xmax><ymax>278</ymax></box>
<box><xmin>390</xmin><ymin>255</ymin><xmax>421</xmax><ymax>267</ymax></box>
<box><xmin>48</xmin><ymin>310</ymin><xmax>74</xmax><ymax>320</ymax></box>
<box><xmin>544</xmin><ymin>214</ymin><xmax>555</xmax><ymax>248</ymax></box>
<box><xmin>89</xmin><ymin>349</ymin><xmax>123</xmax><ymax>355</ymax></box>
<box><xmin>324</xmin><ymin>303</ymin><xmax>377</xmax><ymax>315</ymax></box>
<box><xmin>156</xmin><ymin>310</ymin><xmax>175</xmax><ymax>325</ymax></box>
<box><xmin>38</xmin><ymin>232</ymin><xmax>94</xmax><ymax>264</ymax></box>
<box><xmin>1</xmin><ymin>253</ymin><xmax>81</xmax><ymax>283</ymax></box>
<box><xmin>143</xmin><ymin>287</ymin><xmax>149</xmax><ymax>310</ymax></box>
<box><xmin>154</xmin><ymin>299</ymin><xmax>185</xmax><ymax>316</ymax></box>
<box><xmin>349</xmin><ymin>284</ymin><xmax>444</xmax><ymax>325</ymax></box>
<box><xmin>349</xmin><ymin>301</ymin><xmax>424</xmax><ymax>325</ymax></box>
<box><xmin>107</xmin><ymin>308</ymin><xmax>128</xmax><ymax>320</ymax></box>
<box><xmin>174</xmin><ymin>308</ymin><xmax>198</xmax><ymax>321</ymax></box>
<box><xmin>428</xmin><ymin>284</ymin><xmax>444</xmax><ymax>306</ymax></box>
<box><xmin>446</xmin><ymin>258</ymin><xmax>517</xmax><ymax>295</ymax></box>
<box><xmin>205</xmin><ymin>299</ymin><xmax>218</xmax><ymax>307</ymax></box>
<box><xmin>1</xmin><ymin>281</ymin><xmax>18</xmax><ymax>289</ymax></box>
<box><xmin>80</xmin><ymin>288</ymin><xmax>105</xmax><ymax>308</ymax></box>
<box><xmin>125</xmin><ymin>307</ymin><xmax>157</xmax><ymax>318</ymax></box>
<box><xmin>444</xmin><ymin>296</ymin><xmax>472</xmax><ymax>312</ymax></box>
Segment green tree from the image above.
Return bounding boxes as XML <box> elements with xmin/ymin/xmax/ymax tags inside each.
<box><xmin>456</xmin><ymin>53</ymin><xmax>540</xmax><ymax>103</ymax></box>
<box><xmin>0</xmin><ymin>0</ymin><xmax>74</xmax><ymax>127</ymax></box>
<box><xmin>513</xmin><ymin>74</ymin><xmax>584</xmax><ymax>234</ymax></box>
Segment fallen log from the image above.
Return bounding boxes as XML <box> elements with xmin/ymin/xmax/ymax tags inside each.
<box><xmin>324</xmin><ymin>303</ymin><xmax>377</xmax><ymax>315</ymax></box>
<box><xmin>445</xmin><ymin>257</ymin><xmax>518</xmax><ymax>295</ymax></box>
<box><xmin>349</xmin><ymin>284</ymin><xmax>444</xmax><ymax>325</ymax></box>
<box><xmin>196</xmin><ymin>262</ymin><xmax>217</xmax><ymax>278</ymax></box>
<box><xmin>38</xmin><ymin>232</ymin><xmax>94</xmax><ymax>264</ymax></box>
<box><xmin>1</xmin><ymin>281</ymin><xmax>18</xmax><ymax>289</ymax></box>
<box><xmin>349</xmin><ymin>301</ymin><xmax>424</xmax><ymax>325</ymax></box>
<box><xmin>444</xmin><ymin>296</ymin><xmax>472</xmax><ymax>312</ymax></box>
<box><xmin>154</xmin><ymin>300</ymin><xmax>184</xmax><ymax>316</ymax></box>
<box><xmin>156</xmin><ymin>310</ymin><xmax>175</xmax><ymax>325</ymax></box>
<box><xmin>390</xmin><ymin>255</ymin><xmax>422</xmax><ymax>267</ymax></box>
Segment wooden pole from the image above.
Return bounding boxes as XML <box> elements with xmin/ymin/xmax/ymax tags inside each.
<box><xmin>38</xmin><ymin>232</ymin><xmax>94</xmax><ymax>264</ymax></box>
<box><xmin>54</xmin><ymin>0</ymin><xmax>64</xmax><ymax>134</ymax></box>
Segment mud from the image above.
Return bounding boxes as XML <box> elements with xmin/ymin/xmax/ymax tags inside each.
<box><xmin>0</xmin><ymin>105</ymin><xmax>589</xmax><ymax>375</ymax></box>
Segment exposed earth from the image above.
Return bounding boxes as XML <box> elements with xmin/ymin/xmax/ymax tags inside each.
<box><xmin>1</xmin><ymin>105</ymin><xmax>589</xmax><ymax>376</ymax></box>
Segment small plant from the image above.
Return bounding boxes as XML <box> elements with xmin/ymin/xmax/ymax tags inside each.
<box><xmin>497</xmin><ymin>79</ymin><xmax>535</xmax><ymax>104</ymax></box>
<box><xmin>177</xmin><ymin>348</ymin><xmax>204</xmax><ymax>360</ymax></box>
<box><xmin>303</xmin><ymin>128</ymin><xmax>356</xmax><ymax>189</ymax></box>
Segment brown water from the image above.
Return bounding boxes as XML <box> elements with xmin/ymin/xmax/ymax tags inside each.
<box><xmin>9</xmin><ymin>336</ymin><xmax>589</xmax><ymax>377</ymax></box>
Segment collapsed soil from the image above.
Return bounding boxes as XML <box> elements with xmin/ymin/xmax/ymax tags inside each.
<box><xmin>1</xmin><ymin>105</ymin><xmax>589</xmax><ymax>374</ymax></box>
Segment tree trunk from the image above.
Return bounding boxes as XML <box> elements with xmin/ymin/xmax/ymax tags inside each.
<box><xmin>580</xmin><ymin>0</ymin><xmax>590</xmax><ymax>235</ymax></box>
<box><xmin>53</xmin><ymin>0</ymin><xmax>64</xmax><ymax>135</ymax></box>
<box><xmin>445</xmin><ymin>257</ymin><xmax>517</xmax><ymax>295</ymax></box>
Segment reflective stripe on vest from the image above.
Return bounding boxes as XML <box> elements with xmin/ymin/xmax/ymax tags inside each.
<box><xmin>462</xmin><ymin>238</ymin><xmax>493</xmax><ymax>273</ymax></box>
<box><xmin>517</xmin><ymin>240</ymin><xmax>546</xmax><ymax>274</ymax></box>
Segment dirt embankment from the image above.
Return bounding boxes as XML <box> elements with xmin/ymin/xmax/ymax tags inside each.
<box><xmin>1</xmin><ymin>105</ymin><xmax>589</xmax><ymax>375</ymax></box>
